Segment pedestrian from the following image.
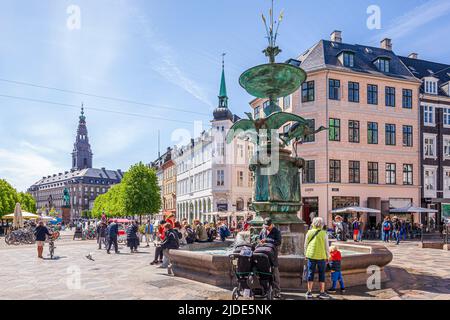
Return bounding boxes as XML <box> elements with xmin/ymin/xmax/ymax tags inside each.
<box><xmin>106</xmin><ymin>219</ymin><xmax>119</xmax><ymax>254</ymax></box>
<box><xmin>352</xmin><ymin>218</ymin><xmax>360</xmax><ymax>242</ymax></box>
<box><xmin>358</xmin><ymin>217</ymin><xmax>364</xmax><ymax>242</ymax></box>
<box><xmin>259</xmin><ymin>218</ymin><xmax>282</xmax><ymax>299</ymax></box>
<box><xmin>96</xmin><ymin>221</ymin><xmax>107</xmax><ymax>250</ymax></box>
<box><xmin>327</xmin><ymin>246</ymin><xmax>345</xmax><ymax>294</ymax></box>
<box><xmin>34</xmin><ymin>221</ymin><xmax>52</xmax><ymax>259</ymax></box>
<box><xmin>304</xmin><ymin>217</ymin><xmax>331</xmax><ymax>300</ymax></box>
<box><xmin>219</xmin><ymin>221</ymin><xmax>231</xmax><ymax>242</ymax></box>
<box><xmin>127</xmin><ymin>220</ymin><xmax>140</xmax><ymax>253</ymax></box>
<box><xmin>333</xmin><ymin>216</ymin><xmax>344</xmax><ymax>241</ymax></box>
<box><xmin>150</xmin><ymin>223</ymin><xmax>180</xmax><ymax>267</ymax></box>
<box><xmin>382</xmin><ymin>217</ymin><xmax>391</xmax><ymax>243</ymax></box>
<box><xmin>144</xmin><ymin>220</ymin><xmax>153</xmax><ymax>247</ymax></box>
<box><xmin>393</xmin><ymin>217</ymin><xmax>401</xmax><ymax>245</ymax></box>
<box><xmin>193</xmin><ymin>220</ymin><xmax>208</xmax><ymax>242</ymax></box>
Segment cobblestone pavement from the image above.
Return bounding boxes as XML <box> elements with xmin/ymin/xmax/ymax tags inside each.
<box><xmin>0</xmin><ymin>235</ymin><xmax>449</xmax><ymax>300</ymax></box>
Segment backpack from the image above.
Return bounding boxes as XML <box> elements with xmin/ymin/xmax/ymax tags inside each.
<box><xmin>383</xmin><ymin>221</ymin><xmax>391</xmax><ymax>231</ymax></box>
<box><xmin>186</xmin><ymin>227</ymin><xmax>195</xmax><ymax>244</ymax></box>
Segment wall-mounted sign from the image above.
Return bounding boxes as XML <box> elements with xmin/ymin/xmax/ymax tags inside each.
<box><xmin>332</xmin><ymin>188</ymin><xmax>340</xmax><ymax>192</ymax></box>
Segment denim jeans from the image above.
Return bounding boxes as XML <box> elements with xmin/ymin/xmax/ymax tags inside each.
<box><xmin>307</xmin><ymin>259</ymin><xmax>326</xmax><ymax>283</ymax></box>
<box><xmin>383</xmin><ymin>231</ymin><xmax>390</xmax><ymax>242</ymax></box>
<box><xmin>331</xmin><ymin>271</ymin><xmax>345</xmax><ymax>290</ymax></box>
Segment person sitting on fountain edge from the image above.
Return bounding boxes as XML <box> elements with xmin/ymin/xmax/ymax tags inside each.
<box><xmin>259</xmin><ymin>217</ymin><xmax>282</xmax><ymax>299</ymax></box>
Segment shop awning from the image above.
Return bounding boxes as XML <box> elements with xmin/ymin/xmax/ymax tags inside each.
<box><xmin>390</xmin><ymin>206</ymin><xmax>438</xmax><ymax>214</ymax></box>
<box><xmin>332</xmin><ymin>206</ymin><xmax>381</xmax><ymax>214</ymax></box>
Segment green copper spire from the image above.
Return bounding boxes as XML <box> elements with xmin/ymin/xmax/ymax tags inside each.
<box><xmin>218</xmin><ymin>53</ymin><xmax>228</xmax><ymax>108</ymax></box>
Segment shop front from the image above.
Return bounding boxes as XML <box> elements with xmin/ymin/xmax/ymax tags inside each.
<box><xmin>302</xmin><ymin>197</ymin><xmax>319</xmax><ymax>226</ymax></box>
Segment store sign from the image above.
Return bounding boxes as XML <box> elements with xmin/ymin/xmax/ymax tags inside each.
<box><xmin>217</xmin><ymin>204</ymin><xmax>228</xmax><ymax>212</ymax></box>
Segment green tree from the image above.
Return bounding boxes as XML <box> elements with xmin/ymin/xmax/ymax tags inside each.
<box><xmin>0</xmin><ymin>179</ymin><xmax>19</xmax><ymax>217</ymax></box>
<box><xmin>92</xmin><ymin>183</ymin><xmax>127</xmax><ymax>218</ymax></box>
<box><xmin>17</xmin><ymin>192</ymin><xmax>36</xmax><ymax>213</ymax></box>
<box><xmin>121</xmin><ymin>162</ymin><xmax>161</xmax><ymax>216</ymax></box>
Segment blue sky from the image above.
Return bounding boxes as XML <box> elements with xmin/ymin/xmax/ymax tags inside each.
<box><xmin>1</xmin><ymin>0</ymin><xmax>450</xmax><ymax>191</ymax></box>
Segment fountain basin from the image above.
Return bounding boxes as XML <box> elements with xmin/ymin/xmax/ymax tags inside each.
<box><xmin>168</xmin><ymin>242</ymin><xmax>393</xmax><ymax>290</ymax></box>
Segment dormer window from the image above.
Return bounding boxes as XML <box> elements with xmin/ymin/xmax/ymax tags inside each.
<box><xmin>374</xmin><ymin>57</ymin><xmax>390</xmax><ymax>73</ymax></box>
<box><xmin>424</xmin><ymin>77</ymin><xmax>438</xmax><ymax>95</ymax></box>
<box><xmin>343</xmin><ymin>52</ymin><xmax>354</xmax><ymax>67</ymax></box>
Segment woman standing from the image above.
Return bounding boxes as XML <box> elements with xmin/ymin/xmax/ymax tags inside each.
<box><xmin>126</xmin><ymin>220</ymin><xmax>139</xmax><ymax>253</ymax></box>
<box><xmin>304</xmin><ymin>217</ymin><xmax>331</xmax><ymax>300</ymax></box>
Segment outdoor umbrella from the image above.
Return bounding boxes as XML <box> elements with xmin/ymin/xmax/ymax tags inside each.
<box><xmin>332</xmin><ymin>206</ymin><xmax>381</xmax><ymax>214</ymax></box>
<box><xmin>390</xmin><ymin>206</ymin><xmax>438</xmax><ymax>213</ymax></box>
<box><xmin>3</xmin><ymin>212</ymin><xmax>40</xmax><ymax>220</ymax></box>
<box><xmin>13</xmin><ymin>203</ymin><xmax>24</xmax><ymax>229</ymax></box>
<box><xmin>40</xmin><ymin>215</ymin><xmax>57</xmax><ymax>222</ymax></box>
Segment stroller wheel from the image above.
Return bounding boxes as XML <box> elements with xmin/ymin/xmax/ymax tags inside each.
<box><xmin>231</xmin><ymin>287</ymin><xmax>240</xmax><ymax>301</ymax></box>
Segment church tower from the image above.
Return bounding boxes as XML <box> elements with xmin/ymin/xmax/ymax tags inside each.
<box><xmin>213</xmin><ymin>54</ymin><xmax>233</xmax><ymax>122</ymax></box>
<box><xmin>72</xmin><ymin>105</ymin><xmax>93</xmax><ymax>170</ymax></box>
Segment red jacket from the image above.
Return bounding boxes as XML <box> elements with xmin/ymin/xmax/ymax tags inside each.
<box><xmin>330</xmin><ymin>250</ymin><xmax>342</xmax><ymax>261</ymax></box>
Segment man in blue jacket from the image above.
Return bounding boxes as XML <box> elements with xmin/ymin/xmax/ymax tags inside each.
<box><xmin>106</xmin><ymin>220</ymin><xmax>119</xmax><ymax>254</ymax></box>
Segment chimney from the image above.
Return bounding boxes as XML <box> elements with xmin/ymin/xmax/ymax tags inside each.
<box><xmin>330</xmin><ymin>30</ymin><xmax>342</xmax><ymax>43</ymax></box>
<box><xmin>408</xmin><ymin>53</ymin><xmax>418</xmax><ymax>59</ymax></box>
<box><xmin>381</xmin><ymin>38</ymin><xmax>392</xmax><ymax>51</ymax></box>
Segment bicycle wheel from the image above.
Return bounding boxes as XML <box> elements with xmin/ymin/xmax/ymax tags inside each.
<box><xmin>231</xmin><ymin>287</ymin><xmax>240</xmax><ymax>301</ymax></box>
<box><xmin>5</xmin><ymin>234</ymin><xmax>12</xmax><ymax>245</ymax></box>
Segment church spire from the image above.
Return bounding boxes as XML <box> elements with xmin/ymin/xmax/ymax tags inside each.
<box><xmin>218</xmin><ymin>53</ymin><xmax>228</xmax><ymax>108</ymax></box>
<box><xmin>72</xmin><ymin>103</ymin><xmax>93</xmax><ymax>170</ymax></box>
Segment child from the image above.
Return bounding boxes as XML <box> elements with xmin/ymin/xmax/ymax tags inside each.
<box><xmin>327</xmin><ymin>246</ymin><xmax>345</xmax><ymax>294</ymax></box>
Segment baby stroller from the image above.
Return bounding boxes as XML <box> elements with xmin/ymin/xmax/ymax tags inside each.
<box><xmin>229</xmin><ymin>243</ymin><xmax>275</xmax><ymax>300</ymax></box>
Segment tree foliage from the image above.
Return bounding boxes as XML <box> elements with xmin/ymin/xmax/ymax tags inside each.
<box><xmin>92</xmin><ymin>163</ymin><xmax>161</xmax><ymax>218</ymax></box>
<box><xmin>0</xmin><ymin>179</ymin><xmax>36</xmax><ymax>218</ymax></box>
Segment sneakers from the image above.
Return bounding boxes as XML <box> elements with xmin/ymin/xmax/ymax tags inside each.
<box><xmin>150</xmin><ymin>260</ymin><xmax>159</xmax><ymax>265</ymax></box>
<box><xmin>340</xmin><ymin>289</ymin><xmax>346</xmax><ymax>294</ymax></box>
<box><xmin>317</xmin><ymin>292</ymin><xmax>332</xmax><ymax>300</ymax></box>
<box><xmin>305</xmin><ymin>291</ymin><xmax>313</xmax><ymax>299</ymax></box>
<box><xmin>327</xmin><ymin>288</ymin><xmax>337</xmax><ymax>294</ymax></box>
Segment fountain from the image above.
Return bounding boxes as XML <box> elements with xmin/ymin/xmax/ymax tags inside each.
<box><xmin>169</xmin><ymin>0</ymin><xmax>393</xmax><ymax>290</ymax></box>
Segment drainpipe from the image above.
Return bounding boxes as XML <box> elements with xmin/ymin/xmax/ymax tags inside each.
<box><xmin>325</xmin><ymin>70</ymin><xmax>330</xmax><ymax>226</ymax></box>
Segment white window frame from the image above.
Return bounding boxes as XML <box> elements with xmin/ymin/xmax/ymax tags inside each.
<box><xmin>423</xmin><ymin>133</ymin><xmax>437</xmax><ymax>160</ymax></box>
<box><xmin>424</xmin><ymin>165</ymin><xmax>438</xmax><ymax>198</ymax></box>
<box><xmin>423</xmin><ymin>105</ymin><xmax>435</xmax><ymax>127</ymax></box>
<box><xmin>444</xmin><ymin>167</ymin><xmax>450</xmax><ymax>198</ymax></box>
<box><xmin>444</xmin><ymin>135</ymin><xmax>450</xmax><ymax>160</ymax></box>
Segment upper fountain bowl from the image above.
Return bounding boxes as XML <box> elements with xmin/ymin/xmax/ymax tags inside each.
<box><xmin>239</xmin><ymin>63</ymin><xmax>306</xmax><ymax>99</ymax></box>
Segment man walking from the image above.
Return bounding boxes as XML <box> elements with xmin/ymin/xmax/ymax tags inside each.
<box><xmin>259</xmin><ymin>218</ymin><xmax>282</xmax><ymax>299</ymax></box>
<box><xmin>106</xmin><ymin>220</ymin><xmax>119</xmax><ymax>254</ymax></box>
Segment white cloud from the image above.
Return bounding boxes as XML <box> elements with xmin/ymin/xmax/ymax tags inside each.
<box><xmin>0</xmin><ymin>146</ymin><xmax>65</xmax><ymax>192</ymax></box>
<box><xmin>125</xmin><ymin>6</ymin><xmax>213</xmax><ymax>108</ymax></box>
<box><xmin>375</xmin><ymin>0</ymin><xmax>450</xmax><ymax>41</ymax></box>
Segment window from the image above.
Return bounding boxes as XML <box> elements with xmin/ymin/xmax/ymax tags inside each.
<box><xmin>349</xmin><ymin>161</ymin><xmax>360</xmax><ymax>183</ymax></box>
<box><xmin>368</xmin><ymin>122</ymin><xmax>378</xmax><ymax>144</ymax></box>
<box><xmin>237</xmin><ymin>171</ymin><xmax>244</xmax><ymax>187</ymax></box>
<box><xmin>368</xmin><ymin>162</ymin><xmax>379</xmax><ymax>184</ymax></box>
<box><xmin>343</xmin><ymin>52</ymin><xmax>355</xmax><ymax>67</ymax></box>
<box><xmin>424</xmin><ymin>168</ymin><xmax>436</xmax><ymax>192</ymax></box>
<box><xmin>263</xmin><ymin>100</ymin><xmax>270</xmax><ymax>110</ymax></box>
<box><xmin>237</xmin><ymin>144</ymin><xmax>244</xmax><ymax>158</ymax></box>
<box><xmin>367</xmin><ymin>84</ymin><xmax>378</xmax><ymax>105</ymax></box>
<box><xmin>216</xmin><ymin>170</ymin><xmax>224</xmax><ymax>186</ymax></box>
<box><xmin>425</xmin><ymin>79</ymin><xmax>438</xmax><ymax>94</ymax></box>
<box><xmin>329</xmin><ymin>79</ymin><xmax>341</xmax><ymax>100</ymax></box>
<box><xmin>375</xmin><ymin>58</ymin><xmax>390</xmax><ymax>72</ymax></box>
<box><xmin>329</xmin><ymin>160</ymin><xmax>341</xmax><ymax>183</ymax></box>
<box><xmin>385</xmin><ymin>87</ymin><xmax>396</xmax><ymax>107</ymax></box>
<box><xmin>403</xmin><ymin>125</ymin><xmax>413</xmax><ymax>147</ymax></box>
<box><xmin>254</xmin><ymin>106</ymin><xmax>261</xmax><ymax>120</ymax></box>
<box><xmin>403</xmin><ymin>164</ymin><xmax>413</xmax><ymax>185</ymax></box>
<box><xmin>385</xmin><ymin>124</ymin><xmax>396</xmax><ymax>146</ymax></box>
<box><xmin>423</xmin><ymin>106</ymin><xmax>434</xmax><ymax>125</ymax></box>
<box><xmin>304</xmin><ymin>119</ymin><xmax>316</xmax><ymax>143</ymax></box>
<box><xmin>248</xmin><ymin>172</ymin><xmax>254</xmax><ymax>187</ymax></box>
<box><xmin>424</xmin><ymin>134</ymin><xmax>436</xmax><ymax>158</ymax></box>
<box><xmin>444</xmin><ymin>108</ymin><xmax>450</xmax><ymax>126</ymax></box>
<box><xmin>329</xmin><ymin>118</ymin><xmax>341</xmax><ymax>141</ymax></box>
<box><xmin>348</xmin><ymin>82</ymin><xmax>360</xmax><ymax>102</ymax></box>
<box><xmin>348</xmin><ymin>120</ymin><xmax>360</xmax><ymax>143</ymax></box>
<box><xmin>444</xmin><ymin>137</ymin><xmax>450</xmax><ymax>159</ymax></box>
<box><xmin>402</xmin><ymin>89</ymin><xmax>413</xmax><ymax>109</ymax></box>
<box><xmin>302</xmin><ymin>81</ymin><xmax>315</xmax><ymax>102</ymax></box>
<box><xmin>303</xmin><ymin>160</ymin><xmax>315</xmax><ymax>183</ymax></box>
<box><xmin>386</xmin><ymin>163</ymin><xmax>396</xmax><ymax>185</ymax></box>
<box><xmin>283</xmin><ymin>95</ymin><xmax>291</xmax><ymax>110</ymax></box>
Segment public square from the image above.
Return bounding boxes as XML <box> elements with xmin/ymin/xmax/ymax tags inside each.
<box><xmin>1</xmin><ymin>230</ymin><xmax>448</xmax><ymax>300</ymax></box>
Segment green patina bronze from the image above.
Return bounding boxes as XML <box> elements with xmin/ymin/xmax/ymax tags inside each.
<box><xmin>226</xmin><ymin>0</ymin><xmax>327</xmax><ymax>255</ymax></box>
<box><xmin>63</xmin><ymin>188</ymin><xmax>71</xmax><ymax>208</ymax></box>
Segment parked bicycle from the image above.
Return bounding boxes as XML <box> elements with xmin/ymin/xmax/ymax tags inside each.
<box><xmin>5</xmin><ymin>228</ymin><xmax>36</xmax><ymax>245</ymax></box>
